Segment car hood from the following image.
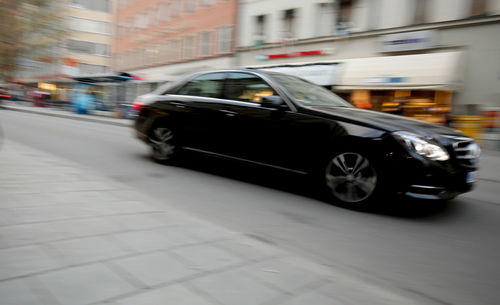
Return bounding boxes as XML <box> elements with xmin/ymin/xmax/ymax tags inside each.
<box><xmin>307</xmin><ymin>106</ymin><xmax>464</xmax><ymax>137</ymax></box>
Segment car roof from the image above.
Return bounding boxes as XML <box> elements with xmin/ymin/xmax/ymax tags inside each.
<box><xmin>189</xmin><ymin>68</ymin><xmax>272</xmax><ymax>77</ymax></box>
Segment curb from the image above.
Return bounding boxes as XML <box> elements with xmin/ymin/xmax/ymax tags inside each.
<box><xmin>0</xmin><ymin>105</ymin><xmax>132</xmax><ymax>128</ymax></box>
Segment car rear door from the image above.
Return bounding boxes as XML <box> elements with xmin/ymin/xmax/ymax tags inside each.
<box><xmin>172</xmin><ymin>72</ymin><xmax>227</xmax><ymax>151</ymax></box>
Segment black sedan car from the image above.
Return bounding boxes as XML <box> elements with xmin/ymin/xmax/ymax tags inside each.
<box><xmin>134</xmin><ymin>69</ymin><xmax>480</xmax><ymax>207</ymax></box>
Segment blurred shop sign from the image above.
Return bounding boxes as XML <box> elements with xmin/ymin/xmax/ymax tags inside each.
<box><xmin>380</xmin><ymin>30</ymin><xmax>438</xmax><ymax>52</ymax></box>
<box><xmin>256</xmin><ymin>49</ymin><xmax>334</xmax><ymax>61</ymax></box>
<box><xmin>16</xmin><ymin>59</ymin><xmax>43</xmax><ymax>69</ymax></box>
<box><xmin>364</xmin><ymin>77</ymin><xmax>408</xmax><ymax>84</ymax></box>
<box><xmin>62</xmin><ymin>65</ymin><xmax>79</xmax><ymax>77</ymax></box>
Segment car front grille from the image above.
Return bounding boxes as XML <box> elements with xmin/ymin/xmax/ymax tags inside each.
<box><xmin>443</xmin><ymin>136</ymin><xmax>481</xmax><ymax>167</ymax></box>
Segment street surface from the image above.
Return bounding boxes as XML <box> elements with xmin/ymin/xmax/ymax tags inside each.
<box><xmin>1</xmin><ymin>109</ymin><xmax>499</xmax><ymax>305</ymax></box>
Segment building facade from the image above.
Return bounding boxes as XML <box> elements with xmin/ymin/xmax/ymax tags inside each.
<box><xmin>237</xmin><ymin>0</ymin><xmax>500</xmax><ymax>124</ymax></box>
<box><xmin>113</xmin><ymin>0</ymin><xmax>238</xmax><ymax>100</ymax></box>
<box><xmin>13</xmin><ymin>0</ymin><xmax>114</xmax><ymax>103</ymax></box>
<box><xmin>67</xmin><ymin>0</ymin><xmax>114</xmax><ymax>75</ymax></box>
<box><xmin>16</xmin><ymin>0</ymin><xmax>114</xmax><ymax>80</ymax></box>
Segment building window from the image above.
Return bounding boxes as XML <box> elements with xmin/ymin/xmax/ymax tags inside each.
<box><xmin>254</xmin><ymin>15</ymin><xmax>266</xmax><ymax>45</ymax></box>
<box><xmin>122</xmin><ymin>53</ymin><xmax>127</xmax><ymax>70</ymax></box>
<box><xmin>158</xmin><ymin>3</ymin><xmax>170</xmax><ymax>22</ymax></box>
<box><xmin>144</xmin><ymin>48</ymin><xmax>151</xmax><ymax>66</ymax></box>
<box><xmin>69</xmin><ymin>18</ymin><xmax>111</xmax><ymax>35</ymax></box>
<box><xmin>67</xmin><ymin>40</ymin><xmax>109</xmax><ymax>56</ymax></box>
<box><xmin>203</xmin><ymin>0</ymin><xmax>215</xmax><ymax>6</ymax></box>
<box><xmin>470</xmin><ymin>0</ymin><xmax>487</xmax><ymax>17</ymax></box>
<box><xmin>154</xmin><ymin>45</ymin><xmax>162</xmax><ymax>65</ymax></box>
<box><xmin>79</xmin><ymin>63</ymin><xmax>108</xmax><ymax>74</ymax></box>
<box><xmin>163</xmin><ymin>41</ymin><xmax>172</xmax><ymax>63</ymax></box>
<box><xmin>171</xmin><ymin>40</ymin><xmax>181</xmax><ymax>62</ymax></box>
<box><xmin>316</xmin><ymin>3</ymin><xmax>334</xmax><ymax>36</ymax></box>
<box><xmin>117</xmin><ymin>24</ymin><xmax>125</xmax><ymax>37</ymax></box>
<box><xmin>172</xmin><ymin>0</ymin><xmax>183</xmax><ymax>17</ymax></box>
<box><xmin>114</xmin><ymin>56</ymin><xmax>120</xmax><ymax>71</ymax></box>
<box><xmin>282</xmin><ymin>9</ymin><xmax>296</xmax><ymax>39</ymax></box>
<box><xmin>125</xmin><ymin>18</ymin><xmax>132</xmax><ymax>35</ymax></box>
<box><xmin>413</xmin><ymin>0</ymin><xmax>427</xmax><ymax>24</ymax></box>
<box><xmin>160</xmin><ymin>41</ymin><xmax>169</xmax><ymax>63</ymax></box>
<box><xmin>118</xmin><ymin>54</ymin><xmax>126</xmax><ymax>70</ymax></box>
<box><xmin>148</xmin><ymin>8</ymin><xmax>157</xmax><ymax>26</ymax></box>
<box><xmin>367</xmin><ymin>0</ymin><xmax>380</xmax><ymax>30</ymax></box>
<box><xmin>186</xmin><ymin>0</ymin><xmax>196</xmax><ymax>12</ymax></box>
<box><xmin>218</xmin><ymin>26</ymin><xmax>232</xmax><ymax>53</ymax></box>
<box><xmin>117</xmin><ymin>0</ymin><xmax>132</xmax><ymax>8</ymax></box>
<box><xmin>184</xmin><ymin>36</ymin><xmax>194</xmax><ymax>59</ymax></box>
<box><xmin>71</xmin><ymin>0</ymin><xmax>110</xmax><ymax>13</ymax></box>
<box><xmin>337</xmin><ymin>0</ymin><xmax>354</xmax><ymax>35</ymax></box>
<box><xmin>135</xmin><ymin>13</ymin><xmax>147</xmax><ymax>30</ymax></box>
<box><xmin>137</xmin><ymin>49</ymin><xmax>144</xmax><ymax>68</ymax></box>
<box><xmin>200</xmin><ymin>32</ymin><xmax>210</xmax><ymax>56</ymax></box>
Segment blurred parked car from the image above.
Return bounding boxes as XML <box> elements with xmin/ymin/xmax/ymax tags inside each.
<box><xmin>133</xmin><ymin>69</ymin><xmax>480</xmax><ymax>208</ymax></box>
<box><xmin>29</xmin><ymin>91</ymin><xmax>50</xmax><ymax>107</ymax></box>
<box><xmin>0</xmin><ymin>88</ymin><xmax>11</xmax><ymax>102</ymax></box>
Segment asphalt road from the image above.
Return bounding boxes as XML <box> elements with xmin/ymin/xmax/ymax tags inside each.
<box><xmin>1</xmin><ymin>110</ymin><xmax>499</xmax><ymax>305</ymax></box>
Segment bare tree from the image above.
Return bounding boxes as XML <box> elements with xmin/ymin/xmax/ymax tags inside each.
<box><xmin>0</xmin><ymin>0</ymin><xmax>67</xmax><ymax>81</ymax></box>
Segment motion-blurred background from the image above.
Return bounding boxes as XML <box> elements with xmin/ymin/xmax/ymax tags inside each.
<box><xmin>1</xmin><ymin>0</ymin><xmax>499</xmax><ymax>147</ymax></box>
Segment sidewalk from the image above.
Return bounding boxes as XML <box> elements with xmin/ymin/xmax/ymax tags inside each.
<box><xmin>0</xmin><ymin>140</ymin><xmax>434</xmax><ymax>305</ymax></box>
<box><xmin>0</xmin><ymin>102</ymin><xmax>132</xmax><ymax>128</ymax></box>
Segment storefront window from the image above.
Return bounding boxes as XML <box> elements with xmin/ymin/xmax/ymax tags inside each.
<box><xmin>345</xmin><ymin>89</ymin><xmax>453</xmax><ymax>125</ymax></box>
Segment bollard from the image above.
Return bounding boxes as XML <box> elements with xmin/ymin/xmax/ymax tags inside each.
<box><xmin>452</xmin><ymin>115</ymin><xmax>483</xmax><ymax>144</ymax></box>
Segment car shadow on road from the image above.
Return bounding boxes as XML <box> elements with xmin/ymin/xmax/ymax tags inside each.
<box><xmin>370</xmin><ymin>197</ymin><xmax>464</xmax><ymax>220</ymax></box>
<box><xmin>141</xmin><ymin>152</ymin><xmax>464</xmax><ymax>220</ymax></box>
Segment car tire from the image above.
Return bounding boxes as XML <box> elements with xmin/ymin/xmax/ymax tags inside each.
<box><xmin>323</xmin><ymin>151</ymin><xmax>380</xmax><ymax>209</ymax></box>
<box><xmin>149</xmin><ymin>125</ymin><xmax>178</xmax><ymax>163</ymax></box>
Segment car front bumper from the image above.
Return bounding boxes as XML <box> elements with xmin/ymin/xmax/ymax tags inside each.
<box><xmin>402</xmin><ymin>165</ymin><xmax>477</xmax><ymax>200</ymax></box>
<box><xmin>405</xmin><ymin>181</ymin><xmax>475</xmax><ymax>200</ymax></box>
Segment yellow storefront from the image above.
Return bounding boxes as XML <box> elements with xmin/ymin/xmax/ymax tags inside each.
<box><xmin>347</xmin><ymin>89</ymin><xmax>453</xmax><ymax>125</ymax></box>
<box><xmin>335</xmin><ymin>51</ymin><xmax>464</xmax><ymax>126</ymax></box>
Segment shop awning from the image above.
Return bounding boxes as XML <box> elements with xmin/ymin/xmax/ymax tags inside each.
<box><xmin>72</xmin><ymin>72</ymin><xmax>140</xmax><ymax>84</ymax></box>
<box><xmin>336</xmin><ymin>52</ymin><xmax>464</xmax><ymax>90</ymax></box>
<box><xmin>256</xmin><ymin>63</ymin><xmax>341</xmax><ymax>86</ymax></box>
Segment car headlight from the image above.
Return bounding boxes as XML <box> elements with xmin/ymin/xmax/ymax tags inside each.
<box><xmin>393</xmin><ymin>131</ymin><xmax>449</xmax><ymax>161</ymax></box>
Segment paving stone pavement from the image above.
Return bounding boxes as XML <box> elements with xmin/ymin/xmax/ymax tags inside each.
<box><xmin>0</xmin><ymin>140</ymin><xmax>436</xmax><ymax>305</ymax></box>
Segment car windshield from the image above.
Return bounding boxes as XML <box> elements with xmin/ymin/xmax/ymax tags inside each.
<box><xmin>268</xmin><ymin>73</ymin><xmax>352</xmax><ymax>107</ymax></box>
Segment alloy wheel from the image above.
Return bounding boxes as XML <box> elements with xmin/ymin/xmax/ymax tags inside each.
<box><xmin>150</xmin><ymin>127</ymin><xmax>175</xmax><ymax>161</ymax></box>
<box><xmin>325</xmin><ymin>152</ymin><xmax>377</xmax><ymax>203</ymax></box>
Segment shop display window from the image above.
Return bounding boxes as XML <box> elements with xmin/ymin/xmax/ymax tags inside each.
<box><xmin>344</xmin><ymin>89</ymin><xmax>453</xmax><ymax>125</ymax></box>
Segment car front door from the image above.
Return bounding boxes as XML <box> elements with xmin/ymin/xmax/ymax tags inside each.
<box><xmin>216</xmin><ymin>72</ymin><xmax>311</xmax><ymax>168</ymax></box>
<box><xmin>218</xmin><ymin>72</ymin><xmax>335</xmax><ymax>173</ymax></box>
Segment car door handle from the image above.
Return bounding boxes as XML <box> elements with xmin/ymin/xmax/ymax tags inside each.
<box><xmin>220</xmin><ymin>109</ymin><xmax>237</xmax><ymax>117</ymax></box>
<box><xmin>171</xmin><ymin>102</ymin><xmax>186</xmax><ymax>109</ymax></box>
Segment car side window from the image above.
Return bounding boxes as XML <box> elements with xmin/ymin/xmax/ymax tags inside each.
<box><xmin>177</xmin><ymin>72</ymin><xmax>225</xmax><ymax>98</ymax></box>
<box><xmin>224</xmin><ymin>73</ymin><xmax>276</xmax><ymax>103</ymax></box>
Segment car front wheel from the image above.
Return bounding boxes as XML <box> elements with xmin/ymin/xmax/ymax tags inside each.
<box><xmin>150</xmin><ymin>126</ymin><xmax>177</xmax><ymax>163</ymax></box>
<box><xmin>324</xmin><ymin>152</ymin><xmax>378</xmax><ymax>207</ymax></box>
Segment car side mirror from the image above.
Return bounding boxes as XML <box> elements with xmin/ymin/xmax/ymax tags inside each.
<box><xmin>261</xmin><ymin>95</ymin><xmax>286</xmax><ymax>109</ymax></box>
